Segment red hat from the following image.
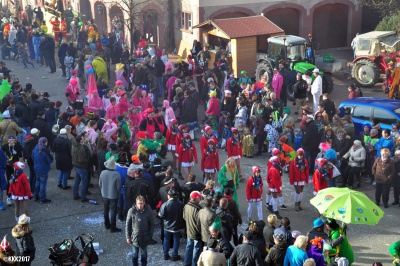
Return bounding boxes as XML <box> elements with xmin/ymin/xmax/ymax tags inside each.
<box><xmin>272</xmin><ymin>148</ymin><xmax>281</xmax><ymax>156</ymax></box>
<box><xmin>119</xmin><ymin>91</ymin><xmax>126</xmax><ymax>96</ymax></box>
<box><xmin>252</xmin><ymin>166</ymin><xmax>261</xmax><ymax>174</ymax></box>
<box><xmin>207</xmin><ymin>138</ymin><xmax>215</xmax><ymax>145</ymax></box>
<box><xmin>231</xmin><ymin>127</ymin><xmax>238</xmax><ymax>133</ymax></box>
<box><xmin>183</xmin><ymin>133</ymin><xmax>191</xmax><ymax>138</ymax></box>
<box><xmin>0</xmin><ymin>236</ymin><xmax>10</xmax><ymax>252</ymax></box>
<box><xmin>146</xmin><ymin>108</ymin><xmax>154</xmax><ymax>113</ymax></box>
<box><xmin>269</xmin><ymin>156</ymin><xmax>279</xmax><ymax>164</ymax></box>
<box><xmin>115</xmin><ymin>80</ymin><xmax>123</xmax><ymax>86</ymax></box>
<box><xmin>190</xmin><ymin>191</ymin><xmax>203</xmax><ymax>200</ymax></box>
<box><xmin>296</xmin><ymin>148</ymin><xmax>305</xmax><ymax>155</ymax></box>
<box><xmin>13</xmin><ymin>162</ymin><xmax>25</xmax><ymax>170</ymax></box>
<box><xmin>204</xmin><ymin>126</ymin><xmax>212</xmax><ymax>133</ymax></box>
<box><xmin>187</xmin><ymin>54</ymin><xmax>193</xmax><ymax>59</ymax></box>
<box><xmin>317</xmin><ymin>158</ymin><xmax>328</xmax><ymax>167</ymax></box>
<box><xmin>178</xmin><ymin>124</ymin><xmax>188</xmax><ymax>131</ymax></box>
<box><xmin>137</xmin><ymin>131</ymin><xmax>147</xmax><ymax>140</ymax></box>
<box><xmin>69</xmin><ymin>78</ymin><xmax>78</xmax><ymax>86</ymax></box>
<box><xmin>170</xmin><ymin>119</ymin><xmax>178</xmax><ymax>126</ymax></box>
<box><xmin>71</xmin><ymin>69</ymin><xmax>78</xmax><ymax>74</ymax></box>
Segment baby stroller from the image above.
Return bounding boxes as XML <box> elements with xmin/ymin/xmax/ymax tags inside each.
<box><xmin>49</xmin><ymin>234</ymin><xmax>99</xmax><ymax>266</ymax></box>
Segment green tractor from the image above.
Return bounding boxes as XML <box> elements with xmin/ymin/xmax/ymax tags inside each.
<box><xmin>255</xmin><ymin>35</ymin><xmax>334</xmax><ymax>101</ymax></box>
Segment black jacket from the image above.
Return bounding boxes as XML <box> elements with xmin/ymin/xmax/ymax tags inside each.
<box><xmin>263</xmin><ymin>225</ymin><xmax>276</xmax><ymax>248</ymax></box>
<box><xmin>52</xmin><ymin>135</ymin><xmax>73</xmax><ymax>171</ymax></box>
<box><xmin>216</xmin><ymin>206</ymin><xmax>234</xmax><ymax>240</ymax></box>
<box><xmin>293</xmin><ymin>79</ymin><xmax>308</xmax><ymax>99</ymax></box>
<box><xmin>158</xmin><ymin>197</ymin><xmax>185</xmax><ymax>232</ymax></box>
<box><xmin>181</xmin><ymin>95</ymin><xmax>198</xmax><ymax>123</ymax></box>
<box><xmin>229</xmin><ymin>242</ymin><xmax>263</xmax><ymax>266</ymax></box>
<box><xmin>264</xmin><ymin>242</ymin><xmax>288</xmax><ymax>266</ymax></box>
<box><xmin>322</xmin><ymin>98</ymin><xmax>336</xmax><ymax>122</ymax></box>
<box><xmin>11</xmin><ymin>226</ymin><xmax>36</xmax><ymax>259</ymax></box>
<box><xmin>332</xmin><ymin>136</ymin><xmax>351</xmax><ymax>158</ymax></box>
<box><xmin>181</xmin><ymin>182</ymin><xmax>205</xmax><ymax>204</ymax></box>
<box><xmin>32</xmin><ymin>118</ymin><xmax>53</xmax><ymax>144</ymax></box>
<box><xmin>154</xmin><ymin>58</ymin><xmax>165</xmax><ymax>77</ymax></box>
<box><xmin>28</xmin><ymin>100</ymin><xmax>43</xmax><ymax>124</ymax></box>
<box><xmin>209</xmin><ymin>231</ymin><xmax>232</xmax><ymax>259</ymax></box>
<box><xmin>125</xmin><ymin>204</ymin><xmax>154</xmax><ymax>248</ymax></box>
<box><xmin>303</xmin><ymin>120</ymin><xmax>320</xmax><ymax>152</ymax></box>
<box><xmin>23</xmin><ymin>134</ymin><xmax>38</xmax><ymax>166</ymax></box>
<box><xmin>125</xmin><ymin>177</ymin><xmax>156</xmax><ymax>209</ymax></box>
<box><xmin>14</xmin><ymin>101</ymin><xmax>30</xmax><ymax>127</ymax></box>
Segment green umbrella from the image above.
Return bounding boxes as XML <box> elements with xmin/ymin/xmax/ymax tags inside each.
<box><xmin>310</xmin><ymin>187</ymin><xmax>384</xmax><ymax>225</ymax></box>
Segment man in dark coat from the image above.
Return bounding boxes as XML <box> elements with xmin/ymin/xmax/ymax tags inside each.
<box><xmin>52</xmin><ymin>129</ymin><xmax>72</xmax><ymax>189</ymax></box>
<box><xmin>293</xmin><ymin>72</ymin><xmax>308</xmax><ymax>120</ymax></box>
<box><xmin>126</xmin><ymin>195</ymin><xmax>154</xmax><ymax>266</ymax></box>
<box><xmin>23</xmin><ymin>129</ymin><xmax>40</xmax><ymax>193</ymax></box>
<box><xmin>39</xmin><ymin>92</ymin><xmax>50</xmax><ymax>110</ymax></box>
<box><xmin>303</xmin><ymin>115</ymin><xmax>319</xmax><ymax>175</ymax></box>
<box><xmin>230</xmin><ymin>231</ymin><xmax>263</xmax><ymax>266</ymax></box>
<box><xmin>44</xmin><ymin>36</ymin><xmax>56</xmax><ymax>73</ymax></box>
<box><xmin>250</xmin><ymin>115</ymin><xmax>266</xmax><ymax>156</ymax></box>
<box><xmin>180</xmin><ymin>89</ymin><xmax>198</xmax><ymax>124</ymax></box>
<box><xmin>125</xmin><ymin>166</ymin><xmax>156</xmax><ymax>211</ymax></box>
<box><xmin>14</xmin><ymin>97</ymin><xmax>30</xmax><ymax>145</ymax></box>
<box><xmin>28</xmin><ymin>94</ymin><xmax>42</xmax><ymax>124</ymax></box>
<box><xmin>191</xmin><ymin>40</ymin><xmax>202</xmax><ymax>66</ymax></box>
<box><xmin>58</xmin><ymin>41</ymin><xmax>69</xmax><ymax>77</ymax></box>
<box><xmin>181</xmin><ymin>174</ymin><xmax>205</xmax><ymax>204</ymax></box>
<box><xmin>32</xmin><ymin>111</ymin><xmax>53</xmax><ymax>147</ymax></box>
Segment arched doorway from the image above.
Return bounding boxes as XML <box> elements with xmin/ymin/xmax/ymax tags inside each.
<box><xmin>79</xmin><ymin>0</ymin><xmax>92</xmax><ymax>20</ymax></box>
<box><xmin>312</xmin><ymin>4</ymin><xmax>348</xmax><ymax>49</ymax></box>
<box><xmin>265</xmin><ymin>9</ymin><xmax>299</xmax><ymax>36</ymax></box>
<box><xmin>143</xmin><ymin>10</ymin><xmax>158</xmax><ymax>44</ymax></box>
<box><xmin>213</xmin><ymin>12</ymin><xmax>249</xmax><ymax>19</ymax></box>
<box><xmin>109</xmin><ymin>5</ymin><xmax>124</xmax><ymax>43</ymax></box>
<box><xmin>94</xmin><ymin>1</ymin><xmax>107</xmax><ymax>36</ymax></box>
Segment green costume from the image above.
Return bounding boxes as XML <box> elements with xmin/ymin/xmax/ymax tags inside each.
<box><xmin>329</xmin><ymin>227</ymin><xmax>354</xmax><ymax>265</ymax></box>
<box><xmin>0</xmin><ymin>79</ymin><xmax>11</xmax><ymax>101</ymax></box>
<box><xmin>218</xmin><ymin>164</ymin><xmax>239</xmax><ymax>208</ymax></box>
<box><xmin>92</xmin><ymin>57</ymin><xmax>108</xmax><ymax>83</ymax></box>
<box><xmin>389</xmin><ymin>240</ymin><xmax>400</xmax><ymax>265</ymax></box>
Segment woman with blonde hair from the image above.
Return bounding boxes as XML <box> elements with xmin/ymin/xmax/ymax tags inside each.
<box><xmin>11</xmin><ymin>214</ymin><xmax>36</xmax><ymax>265</ymax></box>
<box><xmin>283</xmin><ymin>235</ymin><xmax>308</xmax><ymax>266</ymax></box>
<box><xmin>218</xmin><ymin>157</ymin><xmax>240</xmax><ymax>207</ymax></box>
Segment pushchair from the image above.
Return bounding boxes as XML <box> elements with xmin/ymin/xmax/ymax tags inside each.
<box><xmin>49</xmin><ymin>234</ymin><xmax>99</xmax><ymax>266</ymax></box>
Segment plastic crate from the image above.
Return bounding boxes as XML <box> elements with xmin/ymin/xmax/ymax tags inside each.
<box><xmin>323</xmin><ymin>53</ymin><xmax>334</xmax><ymax>63</ymax></box>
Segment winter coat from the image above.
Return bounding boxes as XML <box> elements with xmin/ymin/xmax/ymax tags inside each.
<box><xmin>375</xmin><ymin>136</ymin><xmax>395</xmax><ymax>157</ymax></box>
<box><xmin>293</xmin><ymin>79</ymin><xmax>308</xmax><ymax>99</ymax></box>
<box><xmin>183</xmin><ymin>200</ymin><xmax>202</xmax><ymax>240</ymax></box>
<box><xmin>372</xmin><ymin>158</ymin><xmax>395</xmax><ymax>184</ymax></box>
<box><xmin>302</xmin><ymin>120</ymin><xmax>319</xmax><ymax>152</ymax></box>
<box><xmin>332</xmin><ymin>136</ymin><xmax>352</xmax><ymax>158</ymax></box>
<box><xmin>198</xmin><ymin>249</ymin><xmax>227</xmax><ymax>266</ymax></box>
<box><xmin>163</xmin><ymin>100</ymin><xmax>176</xmax><ymax>128</ymax></box>
<box><xmin>177</xmin><ymin>142</ymin><xmax>198</xmax><ymax>164</ymax></box>
<box><xmin>31</xmin><ymin>145</ymin><xmax>53</xmax><ymax>175</ymax></box>
<box><xmin>226</xmin><ymin>197</ymin><xmax>242</xmax><ymax>226</ymax></box>
<box><xmin>201</xmin><ymin>147</ymin><xmax>220</xmax><ymax>172</ymax></box>
<box><xmin>229</xmin><ymin>242</ymin><xmax>263</xmax><ymax>266</ymax></box>
<box><xmin>125</xmin><ymin>204</ymin><xmax>154</xmax><ymax>247</ymax></box>
<box><xmin>206</xmin><ymin>97</ymin><xmax>220</xmax><ymax>117</ymax></box>
<box><xmin>181</xmin><ymin>94</ymin><xmax>198</xmax><ymax>123</ymax></box>
<box><xmin>289</xmin><ymin>157</ymin><xmax>309</xmax><ymax>184</ymax></box>
<box><xmin>32</xmin><ymin>118</ymin><xmax>53</xmax><ymax>144</ymax></box>
<box><xmin>226</xmin><ymin>137</ymin><xmax>243</xmax><ymax>157</ymax></box>
<box><xmin>105</xmin><ymin>104</ymin><xmax>120</xmax><ymax>121</ymax></box>
<box><xmin>246</xmin><ymin>175</ymin><xmax>263</xmax><ymax>201</ymax></box>
<box><xmin>283</xmin><ymin>245</ymin><xmax>308</xmax><ymax>266</ymax></box>
<box><xmin>125</xmin><ymin>177</ymin><xmax>156</xmax><ymax>209</ymax></box>
<box><xmin>14</xmin><ymin>101</ymin><xmax>30</xmax><ymax>127</ymax></box>
<box><xmin>8</xmin><ymin>172</ymin><xmax>32</xmax><ymax>199</ymax></box>
<box><xmin>165</xmin><ymin>128</ymin><xmax>178</xmax><ymax>148</ymax></box>
<box><xmin>264</xmin><ymin>242</ymin><xmax>288</xmax><ymax>266</ymax></box>
<box><xmin>267</xmin><ymin>165</ymin><xmax>282</xmax><ymax>193</ymax></box>
<box><xmin>216</xmin><ymin>206</ymin><xmax>234</xmax><ymax>241</ymax></box>
<box><xmin>11</xmin><ymin>225</ymin><xmax>35</xmax><ymax>260</ymax></box>
<box><xmin>198</xmin><ymin>207</ymin><xmax>216</xmax><ymax>242</ymax></box>
<box><xmin>200</xmin><ymin>135</ymin><xmax>219</xmax><ymax>153</ymax></box>
<box><xmin>99</xmin><ymin>169</ymin><xmax>121</xmax><ymax>199</ymax></box>
<box><xmin>263</xmin><ymin>225</ymin><xmax>276</xmax><ymax>248</ymax></box>
<box><xmin>343</xmin><ymin>146</ymin><xmax>366</xmax><ymax>167</ymax></box>
<box><xmin>181</xmin><ymin>182</ymin><xmax>205</xmax><ymax>204</ymax></box>
<box><xmin>23</xmin><ymin>134</ymin><xmax>38</xmax><ymax>166</ymax></box>
<box><xmin>0</xmin><ymin>119</ymin><xmax>23</xmax><ymax>145</ymax></box>
<box><xmin>71</xmin><ymin>141</ymin><xmax>89</xmax><ymax>168</ymax></box>
<box><xmin>158</xmin><ymin>197</ymin><xmax>185</xmax><ymax>232</ymax></box>
<box><xmin>28</xmin><ymin>100</ymin><xmax>43</xmax><ymax>122</ymax></box>
<box><xmin>312</xmin><ymin>167</ymin><xmax>332</xmax><ymax>193</ymax></box>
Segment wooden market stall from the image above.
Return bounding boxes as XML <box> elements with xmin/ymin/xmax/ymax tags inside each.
<box><xmin>193</xmin><ymin>15</ymin><xmax>284</xmax><ymax>77</ymax></box>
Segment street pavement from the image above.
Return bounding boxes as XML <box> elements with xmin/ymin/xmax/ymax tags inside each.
<box><xmin>0</xmin><ymin>48</ymin><xmax>397</xmax><ymax>265</ymax></box>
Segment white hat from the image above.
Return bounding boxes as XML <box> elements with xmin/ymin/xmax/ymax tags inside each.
<box><xmin>306</xmin><ymin>114</ymin><xmax>314</xmax><ymax>120</ymax></box>
<box><xmin>30</xmin><ymin>128</ymin><xmax>39</xmax><ymax>135</ymax></box>
<box><xmin>18</xmin><ymin>214</ymin><xmax>30</xmax><ymax>225</ymax></box>
<box><xmin>2</xmin><ymin>110</ymin><xmax>10</xmax><ymax>119</ymax></box>
<box><xmin>104</xmin><ymin>157</ymin><xmax>116</xmax><ymax>170</ymax></box>
<box><xmin>313</xmin><ymin>68</ymin><xmax>320</xmax><ymax>73</ymax></box>
<box><xmin>207</xmin><ymin>78</ymin><xmax>214</xmax><ymax>83</ymax></box>
<box><xmin>60</xmin><ymin>128</ymin><xmax>67</xmax><ymax>135</ymax></box>
<box><xmin>225</xmin><ymin>90</ymin><xmax>232</xmax><ymax>94</ymax></box>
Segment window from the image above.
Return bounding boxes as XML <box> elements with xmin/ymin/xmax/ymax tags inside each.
<box><xmin>180</xmin><ymin>12</ymin><xmax>192</xmax><ymax>30</ymax></box>
<box><xmin>353</xmin><ymin>106</ymin><xmax>371</xmax><ymax>120</ymax></box>
<box><xmin>373</xmin><ymin>108</ymin><xmax>398</xmax><ymax>126</ymax></box>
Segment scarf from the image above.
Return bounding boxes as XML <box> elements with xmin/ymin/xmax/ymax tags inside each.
<box><xmin>184</xmin><ymin>140</ymin><xmax>192</xmax><ymax>149</ymax></box>
<box><xmin>317</xmin><ymin>166</ymin><xmax>329</xmax><ymax>180</ymax></box>
<box><xmin>205</xmin><ymin>133</ymin><xmax>213</xmax><ymax>139</ymax></box>
<box><xmin>253</xmin><ymin>176</ymin><xmax>261</xmax><ymax>190</ymax></box>
<box><xmin>232</xmin><ymin>136</ymin><xmax>240</xmax><ymax>145</ymax></box>
<box><xmin>172</xmin><ymin>126</ymin><xmax>178</xmax><ymax>135</ymax></box>
<box><xmin>296</xmin><ymin>157</ymin><xmax>306</xmax><ymax>170</ymax></box>
<box><xmin>206</xmin><ymin>146</ymin><xmax>214</xmax><ymax>154</ymax></box>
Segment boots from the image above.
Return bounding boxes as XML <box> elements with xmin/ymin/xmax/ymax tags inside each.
<box><xmin>298</xmin><ymin>201</ymin><xmax>303</xmax><ymax>210</ymax></box>
<box><xmin>267</xmin><ymin>204</ymin><xmax>273</xmax><ymax>213</ymax></box>
<box><xmin>274</xmin><ymin>211</ymin><xmax>282</xmax><ymax>219</ymax></box>
<box><xmin>295</xmin><ymin>202</ymin><xmax>300</xmax><ymax>211</ymax></box>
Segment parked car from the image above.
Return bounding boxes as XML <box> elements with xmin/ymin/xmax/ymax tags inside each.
<box><xmin>338</xmin><ymin>97</ymin><xmax>400</xmax><ymax>137</ymax></box>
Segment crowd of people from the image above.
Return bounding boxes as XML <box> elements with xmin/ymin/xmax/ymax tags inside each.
<box><xmin>0</xmin><ymin>6</ymin><xmax>398</xmax><ymax>266</ymax></box>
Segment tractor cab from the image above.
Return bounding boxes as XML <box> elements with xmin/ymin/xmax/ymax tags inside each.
<box><xmin>267</xmin><ymin>35</ymin><xmax>310</xmax><ymax>70</ymax></box>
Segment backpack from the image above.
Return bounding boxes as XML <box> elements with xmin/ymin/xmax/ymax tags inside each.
<box><xmin>52</xmin><ymin>119</ymin><xmax>60</xmax><ymax>135</ymax></box>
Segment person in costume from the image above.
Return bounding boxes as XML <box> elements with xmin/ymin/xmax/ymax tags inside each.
<box><xmin>8</xmin><ymin>162</ymin><xmax>32</xmax><ymax>221</ymax></box>
<box><xmin>201</xmin><ymin>138</ymin><xmax>219</xmax><ymax>184</ymax></box>
<box><xmin>312</xmin><ymin>158</ymin><xmax>332</xmax><ymax>195</ymax></box>
<box><xmin>389</xmin><ymin>240</ymin><xmax>400</xmax><ymax>266</ymax></box>
<box><xmin>200</xmin><ymin>125</ymin><xmax>218</xmax><ymax>154</ymax></box>
<box><xmin>385</xmin><ymin>61</ymin><xmax>394</xmax><ymax>94</ymax></box>
<box><xmin>289</xmin><ymin>148</ymin><xmax>309</xmax><ymax>211</ymax></box>
<box><xmin>325</xmin><ymin>219</ymin><xmax>354</xmax><ymax>265</ymax></box>
<box><xmin>141</xmin><ymin>132</ymin><xmax>165</xmax><ymax>163</ymax></box>
<box><xmin>87</xmin><ymin>89</ymin><xmax>103</xmax><ymax>115</ymax></box>
<box><xmin>218</xmin><ymin>157</ymin><xmax>240</xmax><ymax>208</ymax></box>
<box><xmin>226</xmin><ymin>127</ymin><xmax>245</xmax><ymax>182</ymax></box>
<box><xmin>246</xmin><ymin>166</ymin><xmax>263</xmax><ymax>221</ymax></box>
<box><xmin>177</xmin><ymin>133</ymin><xmax>198</xmax><ymax>180</ymax></box>
<box><xmin>49</xmin><ymin>16</ymin><xmax>60</xmax><ymax>42</ymax></box>
<box><xmin>165</xmin><ymin>119</ymin><xmax>179</xmax><ymax>171</ymax></box>
<box><xmin>266</xmin><ymin>156</ymin><xmax>284</xmax><ymax>219</ymax></box>
<box><xmin>278</xmin><ymin>135</ymin><xmax>296</xmax><ymax>172</ymax></box>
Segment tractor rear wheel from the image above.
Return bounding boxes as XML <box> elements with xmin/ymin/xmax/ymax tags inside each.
<box><xmin>255</xmin><ymin>61</ymin><xmax>273</xmax><ymax>84</ymax></box>
<box><xmin>322</xmin><ymin>74</ymin><xmax>334</xmax><ymax>94</ymax></box>
<box><xmin>351</xmin><ymin>58</ymin><xmax>380</xmax><ymax>87</ymax></box>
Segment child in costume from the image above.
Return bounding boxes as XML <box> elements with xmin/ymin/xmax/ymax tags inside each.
<box><xmin>242</xmin><ymin>127</ymin><xmax>254</xmax><ymax>157</ymax></box>
<box><xmin>278</xmin><ymin>135</ymin><xmax>296</xmax><ymax>172</ymax></box>
<box><xmin>289</xmin><ymin>148</ymin><xmax>309</xmax><ymax>211</ymax></box>
<box><xmin>219</xmin><ymin>121</ymin><xmax>231</xmax><ymax>149</ymax></box>
<box><xmin>226</xmin><ymin>127</ymin><xmax>244</xmax><ymax>182</ymax></box>
<box><xmin>201</xmin><ymin>139</ymin><xmax>220</xmax><ymax>184</ymax></box>
<box><xmin>312</xmin><ymin>158</ymin><xmax>332</xmax><ymax>195</ymax></box>
<box><xmin>200</xmin><ymin>126</ymin><xmax>218</xmax><ymax>154</ymax></box>
<box><xmin>8</xmin><ymin>162</ymin><xmax>32</xmax><ymax>221</ymax></box>
<box><xmin>246</xmin><ymin>166</ymin><xmax>263</xmax><ymax>221</ymax></box>
<box><xmin>177</xmin><ymin>133</ymin><xmax>198</xmax><ymax>180</ymax></box>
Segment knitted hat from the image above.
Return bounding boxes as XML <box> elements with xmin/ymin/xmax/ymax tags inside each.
<box><xmin>115</xmin><ymin>80</ymin><xmax>123</xmax><ymax>86</ymax></box>
<box><xmin>271</xmin><ymin>148</ymin><xmax>280</xmax><ymax>156</ymax></box>
<box><xmin>252</xmin><ymin>166</ymin><xmax>261</xmax><ymax>174</ymax></box>
<box><xmin>207</xmin><ymin>138</ymin><xmax>215</xmax><ymax>145</ymax></box>
<box><xmin>60</xmin><ymin>129</ymin><xmax>67</xmax><ymax>135</ymax></box>
<box><xmin>13</xmin><ymin>162</ymin><xmax>25</xmax><ymax>170</ymax></box>
<box><xmin>319</xmin><ymin>142</ymin><xmax>331</xmax><ymax>152</ymax></box>
<box><xmin>316</xmin><ymin>158</ymin><xmax>328</xmax><ymax>167</ymax></box>
<box><xmin>296</xmin><ymin>148</ymin><xmax>305</xmax><ymax>155</ymax></box>
<box><xmin>204</xmin><ymin>126</ymin><xmax>212</xmax><ymax>133</ymax></box>
<box><xmin>104</xmin><ymin>157</ymin><xmax>116</xmax><ymax>170</ymax></box>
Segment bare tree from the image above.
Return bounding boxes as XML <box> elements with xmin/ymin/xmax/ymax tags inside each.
<box><xmin>356</xmin><ymin>0</ymin><xmax>400</xmax><ymax>16</ymax></box>
<box><xmin>105</xmin><ymin>0</ymin><xmax>151</xmax><ymax>53</ymax></box>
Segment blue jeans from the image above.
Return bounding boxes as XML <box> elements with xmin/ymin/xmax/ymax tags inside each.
<box><xmin>157</xmin><ymin>76</ymin><xmax>164</xmax><ymax>99</ymax></box>
<box><xmin>19</xmin><ymin>127</ymin><xmax>29</xmax><ymax>148</ymax></box>
<box><xmin>34</xmin><ymin>173</ymin><xmax>48</xmax><ymax>201</ymax></box>
<box><xmin>57</xmin><ymin>170</ymin><xmax>69</xmax><ymax>188</ymax></box>
<box><xmin>28</xmin><ymin>164</ymin><xmax>35</xmax><ymax>193</ymax></box>
<box><xmin>73</xmin><ymin>167</ymin><xmax>88</xmax><ymax>200</ymax></box>
<box><xmin>152</xmin><ymin>92</ymin><xmax>158</xmax><ymax>108</ymax></box>
<box><xmin>132</xmin><ymin>245</ymin><xmax>148</xmax><ymax>266</ymax></box>
<box><xmin>103</xmin><ymin>197</ymin><xmax>118</xmax><ymax>229</ymax></box>
<box><xmin>163</xmin><ymin>230</ymin><xmax>180</xmax><ymax>258</ymax></box>
<box><xmin>184</xmin><ymin>238</ymin><xmax>202</xmax><ymax>266</ymax></box>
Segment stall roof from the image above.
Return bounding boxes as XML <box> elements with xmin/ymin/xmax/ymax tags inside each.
<box><xmin>193</xmin><ymin>15</ymin><xmax>284</xmax><ymax>39</ymax></box>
